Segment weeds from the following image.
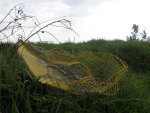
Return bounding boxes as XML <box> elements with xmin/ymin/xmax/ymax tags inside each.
<box><xmin>0</xmin><ymin>4</ymin><xmax>150</xmax><ymax>113</ymax></box>
<box><xmin>0</xmin><ymin>40</ymin><xmax>150</xmax><ymax>113</ymax></box>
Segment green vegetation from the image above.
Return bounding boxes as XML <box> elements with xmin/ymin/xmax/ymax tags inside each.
<box><xmin>0</xmin><ymin>39</ymin><xmax>150</xmax><ymax>113</ymax></box>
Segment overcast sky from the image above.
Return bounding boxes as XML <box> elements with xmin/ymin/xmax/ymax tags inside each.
<box><xmin>1</xmin><ymin>0</ymin><xmax>150</xmax><ymax>42</ymax></box>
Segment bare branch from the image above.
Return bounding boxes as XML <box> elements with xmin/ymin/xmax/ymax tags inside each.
<box><xmin>0</xmin><ymin>4</ymin><xmax>79</xmax><ymax>62</ymax></box>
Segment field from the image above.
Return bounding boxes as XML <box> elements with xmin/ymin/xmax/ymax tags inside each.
<box><xmin>0</xmin><ymin>39</ymin><xmax>150</xmax><ymax>113</ymax></box>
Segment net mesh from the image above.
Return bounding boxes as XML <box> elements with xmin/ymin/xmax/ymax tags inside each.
<box><xmin>17</xmin><ymin>40</ymin><xmax>128</xmax><ymax>95</ymax></box>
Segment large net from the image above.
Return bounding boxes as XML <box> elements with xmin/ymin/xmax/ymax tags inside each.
<box><xmin>17</xmin><ymin>40</ymin><xmax>128</xmax><ymax>95</ymax></box>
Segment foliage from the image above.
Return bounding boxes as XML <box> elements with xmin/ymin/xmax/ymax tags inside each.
<box><xmin>0</xmin><ymin>4</ymin><xmax>149</xmax><ymax>113</ymax></box>
<box><xmin>36</xmin><ymin>39</ymin><xmax>150</xmax><ymax>73</ymax></box>
<box><xmin>0</xmin><ymin>39</ymin><xmax>150</xmax><ymax>113</ymax></box>
<box><xmin>127</xmin><ymin>24</ymin><xmax>139</xmax><ymax>40</ymax></box>
<box><xmin>127</xmin><ymin>24</ymin><xmax>150</xmax><ymax>41</ymax></box>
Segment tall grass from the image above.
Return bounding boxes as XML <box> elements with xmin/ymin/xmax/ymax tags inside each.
<box><xmin>0</xmin><ymin>40</ymin><xmax>150</xmax><ymax>113</ymax></box>
<box><xmin>36</xmin><ymin>39</ymin><xmax>150</xmax><ymax>73</ymax></box>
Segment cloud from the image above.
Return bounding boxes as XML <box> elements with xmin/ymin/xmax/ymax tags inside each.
<box><xmin>27</xmin><ymin>0</ymin><xmax>71</xmax><ymax>20</ymax></box>
<box><xmin>1</xmin><ymin>0</ymin><xmax>150</xmax><ymax>42</ymax></box>
<box><xmin>63</xmin><ymin>0</ymin><xmax>114</xmax><ymax>6</ymax></box>
<box><xmin>74</xmin><ymin>0</ymin><xmax>150</xmax><ymax>41</ymax></box>
<box><xmin>0</xmin><ymin>0</ymin><xmax>115</xmax><ymax>20</ymax></box>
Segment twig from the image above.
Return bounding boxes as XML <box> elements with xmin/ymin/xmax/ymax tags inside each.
<box><xmin>0</xmin><ymin>4</ymin><xmax>79</xmax><ymax>62</ymax></box>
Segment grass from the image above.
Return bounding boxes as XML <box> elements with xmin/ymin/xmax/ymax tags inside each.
<box><xmin>0</xmin><ymin>39</ymin><xmax>150</xmax><ymax>113</ymax></box>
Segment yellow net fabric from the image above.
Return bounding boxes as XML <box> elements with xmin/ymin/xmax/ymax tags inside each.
<box><xmin>17</xmin><ymin>40</ymin><xmax>128</xmax><ymax>95</ymax></box>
